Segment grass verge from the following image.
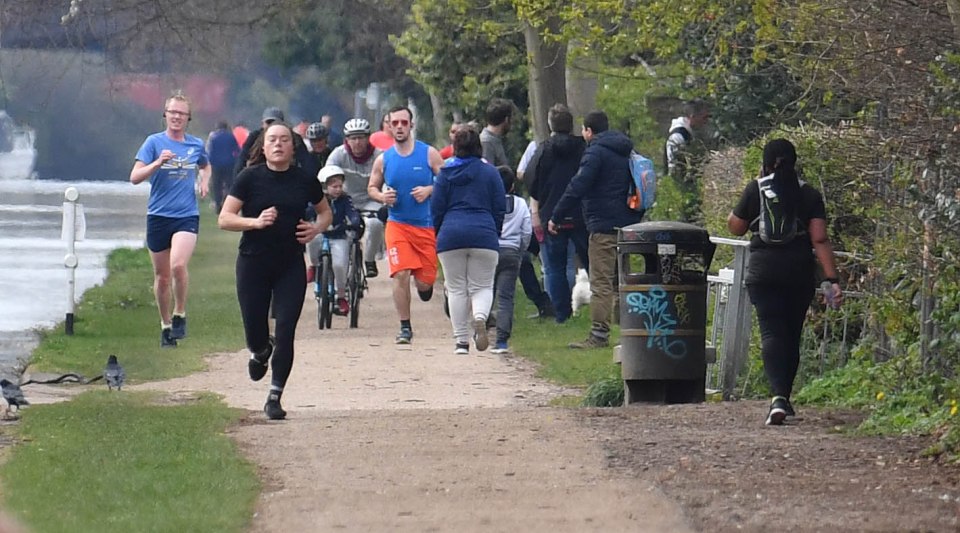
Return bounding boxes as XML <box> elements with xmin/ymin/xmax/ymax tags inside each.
<box><xmin>29</xmin><ymin>211</ymin><xmax>244</xmax><ymax>382</ymax></box>
<box><xmin>509</xmin><ymin>288</ymin><xmax>622</xmax><ymax>405</ymax></box>
<box><xmin>3</xmin><ymin>208</ymin><xmax>259</xmax><ymax>532</ymax></box>
<box><xmin>1</xmin><ymin>391</ymin><xmax>258</xmax><ymax>532</ymax></box>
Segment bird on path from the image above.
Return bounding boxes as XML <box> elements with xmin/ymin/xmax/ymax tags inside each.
<box><xmin>104</xmin><ymin>355</ymin><xmax>125</xmax><ymax>391</ymax></box>
<box><xmin>0</xmin><ymin>379</ymin><xmax>29</xmax><ymax>417</ymax></box>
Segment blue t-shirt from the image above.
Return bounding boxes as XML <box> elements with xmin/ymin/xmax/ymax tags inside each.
<box><xmin>383</xmin><ymin>141</ymin><xmax>434</xmax><ymax>228</ymax></box>
<box><xmin>135</xmin><ymin>132</ymin><xmax>209</xmax><ymax>218</ymax></box>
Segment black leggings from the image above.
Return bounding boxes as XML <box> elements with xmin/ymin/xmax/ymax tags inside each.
<box><xmin>747</xmin><ymin>282</ymin><xmax>815</xmax><ymax>399</ymax></box>
<box><xmin>236</xmin><ymin>251</ymin><xmax>306</xmax><ymax>390</ymax></box>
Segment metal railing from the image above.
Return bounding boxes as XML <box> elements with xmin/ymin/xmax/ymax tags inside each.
<box><xmin>703</xmin><ymin>240</ymin><xmax>865</xmax><ymax>399</ymax></box>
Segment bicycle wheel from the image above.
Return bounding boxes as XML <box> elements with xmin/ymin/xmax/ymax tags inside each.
<box><xmin>319</xmin><ymin>255</ymin><xmax>334</xmax><ymax>330</ymax></box>
<box><xmin>348</xmin><ymin>243</ymin><xmax>363</xmax><ymax>328</ymax></box>
<box><xmin>314</xmin><ymin>264</ymin><xmax>323</xmax><ymax>329</ymax></box>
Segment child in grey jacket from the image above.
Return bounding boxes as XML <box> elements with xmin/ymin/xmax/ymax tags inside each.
<box><xmin>491</xmin><ymin>166</ymin><xmax>532</xmax><ymax>354</ymax></box>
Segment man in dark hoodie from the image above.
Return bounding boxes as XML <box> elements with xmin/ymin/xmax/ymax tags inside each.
<box><xmin>549</xmin><ymin>110</ymin><xmax>643</xmax><ymax>349</ymax></box>
<box><xmin>528</xmin><ymin>104</ymin><xmax>588</xmax><ymax>323</ymax></box>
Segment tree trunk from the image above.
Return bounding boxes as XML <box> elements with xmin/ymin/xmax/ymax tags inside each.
<box><xmin>566</xmin><ymin>45</ymin><xmax>598</xmax><ymax>123</ymax></box>
<box><xmin>522</xmin><ymin>19</ymin><xmax>567</xmax><ymax>143</ymax></box>
<box><xmin>946</xmin><ymin>0</ymin><xmax>960</xmax><ymax>41</ymax></box>
<box><xmin>429</xmin><ymin>92</ymin><xmax>447</xmax><ymax>146</ymax></box>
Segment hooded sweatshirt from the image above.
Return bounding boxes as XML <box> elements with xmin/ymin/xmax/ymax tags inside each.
<box><xmin>665</xmin><ymin>116</ymin><xmax>693</xmax><ymax>175</ymax></box>
<box><xmin>552</xmin><ymin>130</ymin><xmax>643</xmax><ymax>234</ymax></box>
<box><xmin>431</xmin><ymin>156</ymin><xmax>506</xmax><ymax>253</ymax></box>
<box><xmin>528</xmin><ymin>132</ymin><xmax>586</xmax><ymax>227</ymax></box>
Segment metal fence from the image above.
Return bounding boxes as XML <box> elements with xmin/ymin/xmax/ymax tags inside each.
<box><xmin>704</xmin><ymin>238</ymin><xmax>865</xmax><ymax>399</ymax></box>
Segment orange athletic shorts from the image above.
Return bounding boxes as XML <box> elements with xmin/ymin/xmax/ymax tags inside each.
<box><xmin>385</xmin><ymin>221</ymin><xmax>438</xmax><ymax>285</ymax></box>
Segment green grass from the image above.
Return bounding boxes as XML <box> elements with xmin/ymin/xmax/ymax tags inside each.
<box><xmin>1</xmin><ymin>391</ymin><xmax>258</xmax><ymax>533</ymax></box>
<box><xmin>29</xmin><ymin>211</ymin><xmax>245</xmax><ymax>382</ymax></box>
<box><xmin>510</xmin><ymin>285</ymin><xmax>622</xmax><ymax>404</ymax></box>
<box><xmin>2</xmin><ymin>208</ymin><xmax>259</xmax><ymax>532</ymax></box>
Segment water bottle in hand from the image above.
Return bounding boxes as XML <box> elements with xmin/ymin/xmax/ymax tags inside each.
<box><xmin>821</xmin><ymin>281</ymin><xmax>840</xmax><ymax>310</ymax></box>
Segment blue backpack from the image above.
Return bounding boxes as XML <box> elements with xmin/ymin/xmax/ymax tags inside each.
<box><xmin>627</xmin><ymin>151</ymin><xmax>656</xmax><ymax>212</ymax></box>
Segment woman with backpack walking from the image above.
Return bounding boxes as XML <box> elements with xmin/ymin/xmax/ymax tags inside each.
<box><xmin>726</xmin><ymin>138</ymin><xmax>843</xmax><ymax>426</ymax></box>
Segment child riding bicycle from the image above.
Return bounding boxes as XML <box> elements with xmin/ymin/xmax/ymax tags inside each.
<box><xmin>309</xmin><ymin>165</ymin><xmax>361</xmax><ymax>316</ymax></box>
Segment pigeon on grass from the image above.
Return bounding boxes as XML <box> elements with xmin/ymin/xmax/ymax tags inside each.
<box><xmin>0</xmin><ymin>379</ymin><xmax>28</xmax><ymax>417</ymax></box>
<box><xmin>104</xmin><ymin>355</ymin><xmax>125</xmax><ymax>391</ymax></box>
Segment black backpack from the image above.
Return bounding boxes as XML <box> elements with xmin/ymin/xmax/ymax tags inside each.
<box><xmin>754</xmin><ymin>174</ymin><xmax>804</xmax><ymax>244</ymax></box>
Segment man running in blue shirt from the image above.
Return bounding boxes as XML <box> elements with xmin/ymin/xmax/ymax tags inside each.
<box><xmin>368</xmin><ymin>106</ymin><xmax>444</xmax><ymax>344</ymax></box>
<box><xmin>130</xmin><ymin>92</ymin><xmax>210</xmax><ymax>348</ymax></box>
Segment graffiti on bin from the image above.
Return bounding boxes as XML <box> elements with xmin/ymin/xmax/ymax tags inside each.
<box><xmin>635</xmin><ymin>231</ymin><xmax>672</xmax><ymax>243</ymax></box>
<box><xmin>625</xmin><ymin>286</ymin><xmax>688</xmax><ymax>359</ymax></box>
<box><xmin>675</xmin><ymin>292</ymin><xmax>690</xmax><ymax>325</ymax></box>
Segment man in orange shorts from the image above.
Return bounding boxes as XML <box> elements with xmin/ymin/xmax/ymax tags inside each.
<box><xmin>368</xmin><ymin>105</ymin><xmax>444</xmax><ymax>344</ymax></box>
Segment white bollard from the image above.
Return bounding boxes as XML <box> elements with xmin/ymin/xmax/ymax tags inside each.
<box><xmin>62</xmin><ymin>186</ymin><xmax>81</xmax><ymax>335</ymax></box>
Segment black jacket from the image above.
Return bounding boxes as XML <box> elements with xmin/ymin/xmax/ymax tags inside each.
<box><xmin>551</xmin><ymin>130</ymin><xmax>643</xmax><ymax>234</ymax></box>
<box><xmin>528</xmin><ymin>133</ymin><xmax>586</xmax><ymax>228</ymax></box>
<box><xmin>234</xmin><ymin>128</ymin><xmax>315</xmax><ymax>179</ymax></box>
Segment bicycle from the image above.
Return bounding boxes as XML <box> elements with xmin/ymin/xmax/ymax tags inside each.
<box><xmin>314</xmin><ymin>213</ymin><xmax>374</xmax><ymax>330</ymax></box>
<box><xmin>314</xmin><ymin>235</ymin><xmax>335</xmax><ymax>330</ymax></box>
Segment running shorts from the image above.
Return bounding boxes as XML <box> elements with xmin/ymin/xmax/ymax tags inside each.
<box><xmin>385</xmin><ymin>221</ymin><xmax>438</xmax><ymax>285</ymax></box>
<box><xmin>146</xmin><ymin>215</ymin><xmax>199</xmax><ymax>252</ymax></box>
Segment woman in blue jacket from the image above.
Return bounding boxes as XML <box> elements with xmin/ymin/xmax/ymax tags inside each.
<box><xmin>432</xmin><ymin>127</ymin><xmax>506</xmax><ymax>354</ymax></box>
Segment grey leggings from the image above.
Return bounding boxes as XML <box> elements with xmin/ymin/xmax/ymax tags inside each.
<box><xmin>438</xmin><ymin>248</ymin><xmax>499</xmax><ymax>344</ymax></box>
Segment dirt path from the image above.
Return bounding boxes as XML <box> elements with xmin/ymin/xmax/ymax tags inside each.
<box><xmin>137</xmin><ymin>274</ymin><xmax>694</xmax><ymax>532</ymax></box>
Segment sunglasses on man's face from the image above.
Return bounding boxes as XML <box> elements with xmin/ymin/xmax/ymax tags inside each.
<box><xmin>391</xmin><ymin>119</ymin><xmax>410</xmax><ymax>127</ymax></box>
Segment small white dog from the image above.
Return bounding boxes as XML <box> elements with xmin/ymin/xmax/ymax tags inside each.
<box><xmin>571</xmin><ymin>268</ymin><xmax>591</xmax><ymax>315</ymax></box>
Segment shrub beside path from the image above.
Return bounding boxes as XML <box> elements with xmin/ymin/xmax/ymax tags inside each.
<box><xmin>136</xmin><ymin>274</ymin><xmax>694</xmax><ymax>532</ymax></box>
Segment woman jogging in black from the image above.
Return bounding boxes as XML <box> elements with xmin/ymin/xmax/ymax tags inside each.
<box><xmin>218</xmin><ymin>122</ymin><xmax>332</xmax><ymax>419</ymax></box>
<box><xmin>727</xmin><ymin>138</ymin><xmax>843</xmax><ymax>426</ymax></box>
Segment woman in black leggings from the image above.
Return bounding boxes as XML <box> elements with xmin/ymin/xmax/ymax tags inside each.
<box><xmin>727</xmin><ymin>138</ymin><xmax>843</xmax><ymax>426</ymax></box>
<box><xmin>218</xmin><ymin>123</ymin><xmax>332</xmax><ymax>419</ymax></box>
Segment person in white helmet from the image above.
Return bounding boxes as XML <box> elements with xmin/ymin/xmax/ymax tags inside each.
<box><xmin>308</xmin><ymin>165</ymin><xmax>360</xmax><ymax>316</ymax></box>
<box><xmin>325</xmin><ymin>118</ymin><xmax>385</xmax><ymax>278</ymax></box>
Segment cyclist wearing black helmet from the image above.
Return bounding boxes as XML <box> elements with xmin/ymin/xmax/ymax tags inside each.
<box><xmin>325</xmin><ymin>117</ymin><xmax>386</xmax><ymax>278</ymax></box>
<box><xmin>305</xmin><ymin>122</ymin><xmax>332</xmax><ymax>168</ymax></box>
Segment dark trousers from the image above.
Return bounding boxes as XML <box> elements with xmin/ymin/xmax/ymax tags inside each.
<box><xmin>541</xmin><ymin>227</ymin><xmax>589</xmax><ymax>322</ymax></box>
<box><xmin>211</xmin><ymin>165</ymin><xmax>234</xmax><ymax>213</ymax></box>
<box><xmin>519</xmin><ymin>237</ymin><xmax>551</xmax><ymax>311</ymax></box>
<box><xmin>236</xmin><ymin>251</ymin><xmax>306</xmax><ymax>390</ymax></box>
<box><xmin>747</xmin><ymin>282</ymin><xmax>815</xmax><ymax>399</ymax></box>
<box><xmin>494</xmin><ymin>247</ymin><xmax>523</xmax><ymax>343</ymax></box>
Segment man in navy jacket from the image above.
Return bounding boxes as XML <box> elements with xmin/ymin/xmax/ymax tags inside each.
<box><xmin>549</xmin><ymin>110</ymin><xmax>643</xmax><ymax>348</ymax></box>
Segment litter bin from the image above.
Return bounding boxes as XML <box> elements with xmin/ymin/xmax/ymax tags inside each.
<box><xmin>617</xmin><ymin>221</ymin><xmax>716</xmax><ymax>404</ymax></box>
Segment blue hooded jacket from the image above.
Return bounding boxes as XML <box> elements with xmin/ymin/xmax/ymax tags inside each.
<box><xmin>552</xmin><ymin>130</ymin><xmax>643</xmax><ymax>234</ymax></box>
<box><xmin>431</xmin><ymin>156</ymin><xmax>506</xmax><ymax>253</ymax></box>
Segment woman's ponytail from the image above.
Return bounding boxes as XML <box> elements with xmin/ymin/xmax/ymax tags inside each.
<box><xmin>763</xmin><ymin>138</ymin><xmax>800</xmax><ymax>210</ymax></box>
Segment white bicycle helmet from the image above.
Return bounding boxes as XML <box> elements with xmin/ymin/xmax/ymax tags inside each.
<box><xmin>317</xmin><ymin>165</ymin><xmax>345</xmax><ymax>183</ymax></box>
<box><xmin>343</xmin><ymin>118</ymin><xmax>371</xmax><ymax>137</ymax></box>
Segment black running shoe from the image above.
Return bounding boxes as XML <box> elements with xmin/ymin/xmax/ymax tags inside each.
<box><xmin>160</xmin><ymin>327</ymin><xmax>177</xmax><ymax>348</ymax></box>
<box><xmin>766</xmin><ymin>396</ymin><xmax>789</xmax><ymax>426</ymax></box>
<box><xmin>784</xmin><ymin>398</ymin><xmax>796</xmax><ymax>417</ymax></box>
<box><xmin>365</xmin><ymin>261</ymin><xmax>379</xmax><ymax>278</ymax></box>
<box><xmin>171</xmin><ymin>315</ymin><xmax>187</xmax><ymax>339</ymax></box>
<box><xmin>417</xmin><ymin>285</ymin><xmax>434</xmax><ymax>302</ymax></box>
<box><xmin>264</xmin><ymin>392</ymin><xmax>286</xmax><ymax>420</ymax></box>
<box><xmin>248</xmin><ymin>336</ymin><xmax>275</xmax><ymax>382</ymax></box>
